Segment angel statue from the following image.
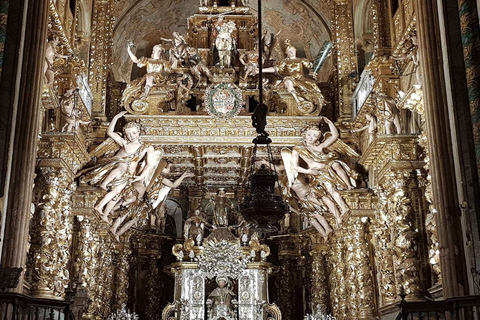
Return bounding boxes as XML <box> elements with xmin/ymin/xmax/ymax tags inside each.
<box><xmin>109</xmin><ymin>166</ymin><xmax>194</xmax><ymax>241</ymax></box>
<box><xmin>262</xmin><ymin>39</ymin><xmax>324</xmax><ymax>111</ymax></box>
<box><xmin>258</xmin><ymin>159</ymin><xmax>334</xmax><ymax>240</ymax></box>
<box><xmin>126</xmin><ymin>41</ymin><xmax>171</xmax><ymax>99</ymax></box>
<box><xmin>78</xmin><ymin>111</ymin><xmax>156</xmax><ymax>223</ymax></box>
<box><xmin>282</xmin><ymin>117</ymin><xmax>358</xmax><ymax>225</ymax></box>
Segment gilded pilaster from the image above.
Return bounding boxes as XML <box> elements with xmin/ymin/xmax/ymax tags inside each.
<box><xmin>332</xmin><ymin>0</ymin><xmax>356</xmax><ymax>120</ymax></box>
<box><xmin>89</xmin><ymin>0</ymin><xmax>114</xmax><ymax>119</ymax></box>
<box><xmin>371</xmin><ymin>0</ymin><xmax>392</xmax><ymax>56</ymax></box>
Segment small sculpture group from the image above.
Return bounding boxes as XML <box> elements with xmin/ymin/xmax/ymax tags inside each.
<box><xmin>78</xmin><ymin>111</ymin><xmax>193</xmax><ymax>241</ymax></box>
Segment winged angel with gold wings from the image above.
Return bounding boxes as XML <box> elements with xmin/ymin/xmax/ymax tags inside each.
<box><xmin>281</xmin><ymin>116</ymin><xmax>358</xmax><ymax>239</ymax></box>
<box><xmin>78</xmin><ymin>111</ymin><xmax>193</xmax><ymax>240</ymax></box>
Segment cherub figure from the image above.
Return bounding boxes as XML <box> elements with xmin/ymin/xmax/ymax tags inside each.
<box><xmin>176</xmin><ymin>73</ymin><xmax>194</xmax><ymax>106</ymax></box>
<box><xmin>78</xmin><ymin>111</ymin><xmax>155</xmax><ymax>223</ymax></box>
<box><xmin>60</xmin><ymin>88</ymin><xmax>91</xmax><ymax>132</ymax></box>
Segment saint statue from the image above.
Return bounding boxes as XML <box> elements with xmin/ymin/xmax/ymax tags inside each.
<box><xmin>44</xmin><ymin>35</ymin><xmax>71</xmax><ymax>86</ymax></box>
<box><xmin>262</xmin><ymin>39</ymin><xmax>324</xmax><ymax>110</ymax></box>
<box><xmin>185</xmin><ymin>46</ymin><xmax>212</xmax><ymax>86</ymax></box>
<box><xmin>127</xmin><ymin>42</ymin><xmax>171</xmax><ymax>99</ymax></box>
<box><xmin>350</xmin><ymin>112</ymin><xmax>378</xmax><ymax>145</ymax></box>
<box><xmin>375</xmin><ymin>92</ymin><xmax>401</xmax><ymax>135</ymax></box>
<box><xmin>184</xmin><ymin>209</ymin><xmax>211</xmax><ymax>244</ymax></box>
<box><xmin>206</xmin><ymin>188</ymin><xmax>234</xmax><ymax>227</ymax></box>
<box><xmin>60</xmin><ymin>88</ymin><xmax>90</xmax><ymax>132</ymax></box>
<box><xmin>206</xmin><ymin>276</ymin><xmax>237</xmax><ymax>320</ymax></box>
<box><xmin>239</xmin><ymin>43</ymin><xmax>260</xmax><ymax>80</ymax></box>
<box><xmin>210</xmin><ymin>16</ymin><xmax>237</xmax><ymax>68</ymax></box>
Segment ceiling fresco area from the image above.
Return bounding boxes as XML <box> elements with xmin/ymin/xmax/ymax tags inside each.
<box><xmin>111</xmin><ymin>0</ymin><xmax>334</xmax><ymax>83</ymax></box>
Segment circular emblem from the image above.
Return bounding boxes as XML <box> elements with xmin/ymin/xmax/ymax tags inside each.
<box><xmin>205</xmin><ymin>83</ymin><xmax>243</xmax><ymax>120</ymax></box>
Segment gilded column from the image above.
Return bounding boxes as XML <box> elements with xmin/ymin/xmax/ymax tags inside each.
<box><xmin>27</xmin><ymin>167</ymin><xmax>75</xmax><ymax>299</ymax></box>
<box><xmin>0</xmin><ymin>0</ymin><xmax>49</xmax><ymax>292</ymax></box>
<box><xmin>352</xmin><ymin>219</ymin><xmax>376</xmax><ymax>320</ymax></box>
<box><xmin>343</xmin><ymin>222</ymin><xmax>358</xmax><ymax>319</ymax></box>
<box><xmin>328</xmin><ymin>231</ymin><xmax>347</xmax><ymax>320</ymax></box>
<box><xmin>372</xmin><ymin>185</ymin><xmax>396</xmax><ymax>307</ymax></box>
<box><xmin>332</xmin><ymin>0</ymin><xmax>356</xmax><ymax>120</ymax></box>
<box><xmin>74</xmin><ymin>216</ymin><xmax>116</xmax><ymax>319</ymax></box>
<box><xmin>415</xmin><ymin>0</ymin><xmax>470</xmax><ymax>298</ymax></box>
<box><xmin>458</xmin><ymin>0</ymin><xmax>480</xmax><ymax>181</ymax></box>
<box><xmin>309</xmin><ymin>235</ymin><xmax>329</xmax><ymax>312</ymax></box>
<box><xmin>390</xmin><ymin>172</ymin><xmax>423</xmax><ymax>300</ymax></box>
<box><xmin>89</xmin><ymin>0</ymin><xmax>114</xmax><ymax>120</ymax></box>
<box><xmin>113</xmin><ymin>245</ymin><xmax>131</xmax><ymax>310</ymax></box>
<box><xmin>276</xmin><ymin>258</ymin><xmax>294</xmax><ymax>320</ymax></box>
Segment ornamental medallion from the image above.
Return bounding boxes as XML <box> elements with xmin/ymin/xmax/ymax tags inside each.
<box><xmin>205</xmin><ymin>82</ymin><xmax>243</xmax><ymax>120</ymax></box>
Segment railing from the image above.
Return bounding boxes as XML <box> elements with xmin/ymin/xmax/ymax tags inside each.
<box><xmin>0</xmin><ymin>292</ymin><xmax>74</xmax><ymax>320</ymax></box>
<box><xmin>396</xmin><ymin>294</ymin><xmax>480</xmax><ymax>320</ymax></box>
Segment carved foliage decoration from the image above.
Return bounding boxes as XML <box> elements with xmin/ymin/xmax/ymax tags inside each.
<box><xmin>197</xmin><ymin>239</ymin><xmax>248</xmax><ymax>279</ymax></box>
<box><xmin>28</xmin><ymin>167</ymin><xmax>74</xmax><ymax>299</ymax></box>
